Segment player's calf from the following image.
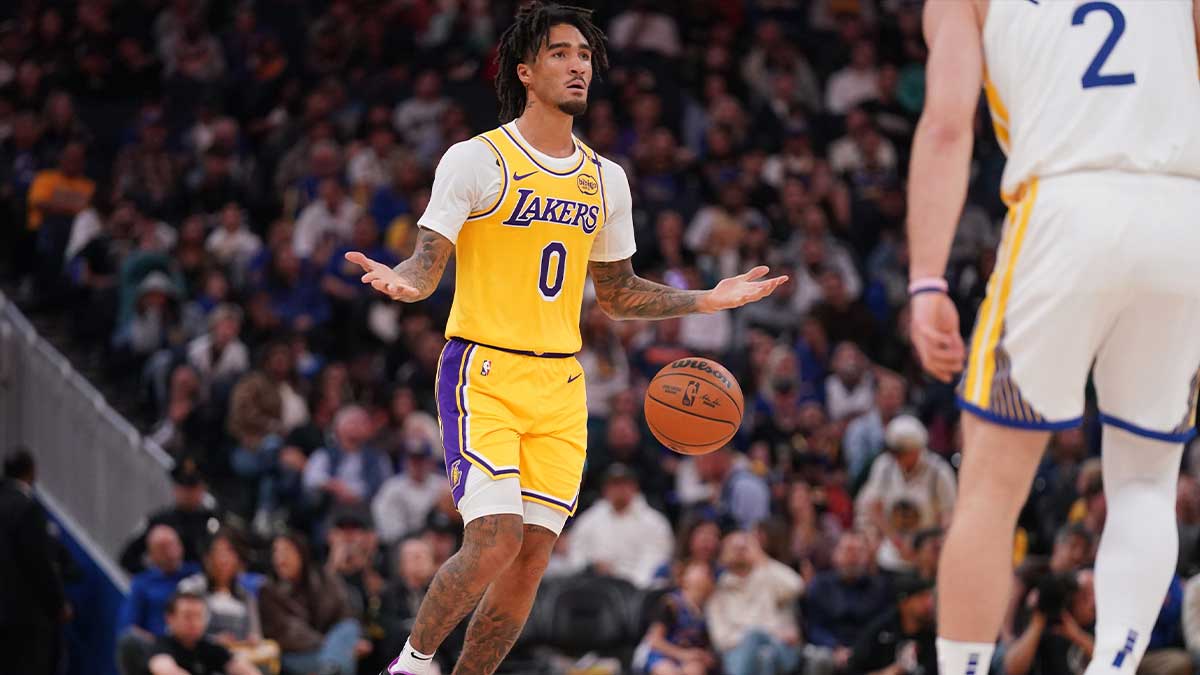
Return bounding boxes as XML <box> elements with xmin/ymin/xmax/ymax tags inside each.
<box><xmin>387</xmin><ymin>514</ymin><xmax>525</xmax><ymax>675</ymax></box>
<box><xmin>452</xmin><ymin>525</ymin><xmax>558</xmax><ymax>675</ymax></box>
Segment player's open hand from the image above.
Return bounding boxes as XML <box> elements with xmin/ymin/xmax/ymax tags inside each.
<box><xmin>345</xmin><ymin>251</ymin><xmax>421</xmax><ymax>302</ymax></box>
<box><xmin>910</xmin><ymin>291</ymin><xmax>965</xmax><ymax>383</ymax></box>
<box><xmin>704</xmin><ymin>266</ymin><xmax>789</xmax><ymax>312</ymax></box>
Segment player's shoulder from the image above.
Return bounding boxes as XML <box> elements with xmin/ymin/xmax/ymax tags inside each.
<box><xmin>589</xmin><ymin>151</ymin><xmax>631</xmax><ymax>192</ymax></box>
<box><xmin>438</xmin><ymin>136</ymin><xmax>499</xmax><ymax>167</ymax></box>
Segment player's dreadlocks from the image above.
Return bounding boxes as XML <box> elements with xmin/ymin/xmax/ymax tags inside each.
<box><xmin>495</xmin><ymin>2</ymin><xmax>609</xmax><ymax>124</ymax></box>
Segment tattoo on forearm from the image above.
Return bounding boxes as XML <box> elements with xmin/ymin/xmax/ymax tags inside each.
<box><xmin>589</xmin><ymin>259</ymin><xmax>703</xmax><ymax>319</ymax></box>
<box><xmin>392</xmin><ymin>227</ymin><xmax>454</xmax><ymax>299</ymax></box>
<box><xmin>408</xmin><ymin>515</ymin><xmax>524</xmax><ymax>653</ymax></box>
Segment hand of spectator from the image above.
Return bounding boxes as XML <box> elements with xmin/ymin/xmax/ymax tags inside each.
<box><xmin>354</xmin><ymin>638</ymin><xmax>373</xmax><ymax>657</ymax></box>
<box><xmin>1053</xmin><ymin>611</ymin><xmax>1091</xmax><ymax>650</ymax></box>
<box><xmin>279</xmin><ymin>446</ymin><xmax>307</xmax><ymax>472</ymax></box>
<box><xmin>775</xmin><ymin>623</ymin><xmax>801</xmax><ymax>646</ymax></box>
<box><xmin>682</xmin><ymin>648</ymin><xmax>713</xmax><ymax>666</ymax></box>
<box><xmin>345</xmin><ymin>251</ymin><xmax>421</xmax><ymax>302</ymax></box>
<box><xmin>148</xmin><ymin>654</ymin><xmax>190</xmax><ymax>675</ymax></box>
<box><xmin>327</xmin><ymin>538</ymin><xmax>351</xmax><ymax>572</ymax></box>
<box><xmin>800</xmin><ymin>558</ymin><xmax>817</xmax><ymax>583</ymax></box>
<box><xmin>699</xmin><ymin>266</ymin><xmax>789</xmax><ymax>312</ymax></box>
<box><xmin>325</xmin><ymin>479</ymin><xmax>360</xmax><ymax>504</ymax></box>
<box><xmin>834</xmin><ymin>646</ymin><xmax>852</xmax><ymax>669</ymax></box>
<box><xmin>910</xmin><ymin>291</ymin><xmax>965</xmax><ymax>383</ymax></box>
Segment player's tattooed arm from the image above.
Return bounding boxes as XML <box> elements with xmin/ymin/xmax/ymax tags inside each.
<box><xmin>589</xmin><ymin>258</ymin><xmax>788</xmax><ymax>319</ymax></box>
<box><xmin>390</xmin><ymin>227</ymin><xmax>454</xmax><ymax>299</ymax></box>
<box><xmin>345</xmin><ymin>227</ymin><xmax>453</xmax><ymax>303</ymax></box>
<box><xmin>589</xmin><ymin>258</ymin><xmax>704</xmax><ymax>319</ymax></box>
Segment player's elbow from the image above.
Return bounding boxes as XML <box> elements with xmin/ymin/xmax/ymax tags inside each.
<box><xmin>592</xmin><ymin>293</ymin><xmax>623</xmax><ymax>320</ymax></box>
<box><xmin>918</xmin><ymin>109</ymin><xmax>973</xmax><ymax>148</ymax></box>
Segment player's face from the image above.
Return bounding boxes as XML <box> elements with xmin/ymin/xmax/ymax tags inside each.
<box><xmin>525</xmin><ymin>23</ymin><xmax>592</xmax><ymax>116</ymax></box>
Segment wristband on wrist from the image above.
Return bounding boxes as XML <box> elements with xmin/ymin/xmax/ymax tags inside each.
<box><xmin>908</xmin><ymin>277</ymin><xmax>949</xmax><ymax>296</ymax></box>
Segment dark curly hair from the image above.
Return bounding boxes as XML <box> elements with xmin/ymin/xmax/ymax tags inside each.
<box><xmin>494</xmin><ymin>2</ymin><xmax>609</xmax><ymax>124</ymax></box>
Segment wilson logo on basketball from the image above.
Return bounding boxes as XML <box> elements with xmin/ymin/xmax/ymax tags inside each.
<box><xmin>671</xmin><ymin>359</ymin><xmax>735</xmax><ymax>390</ymax></box>
<box><xmin>577</xmin><ymin>173</ymin><xmax>598</xmax><ymax>195</ymax></box>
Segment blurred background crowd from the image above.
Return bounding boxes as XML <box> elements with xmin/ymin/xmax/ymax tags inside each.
<box><xmin>4</xmin><ymin>0</ymin><xmax>1200</xmax><ymax>674</ymax></box>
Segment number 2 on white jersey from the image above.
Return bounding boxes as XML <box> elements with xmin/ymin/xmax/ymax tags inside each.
<box><xmin>1072</xmin><ymin>1</ymin><xmax>1136</xmax><ymax>89</ymax></box>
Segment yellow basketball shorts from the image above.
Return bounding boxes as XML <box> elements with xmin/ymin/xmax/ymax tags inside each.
<box><xmin>436</xmin><ymin>338</ymin><xmax>587</xmax><ymax>517</ymax></box>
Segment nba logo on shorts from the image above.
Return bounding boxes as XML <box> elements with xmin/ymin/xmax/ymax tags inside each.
<box><xmin>682</xmin><ymin>381</ymin><xmax>699</xmax><ymax>407</ymax></box>
<box><xmin>481</xmin><ymin>359</ymin><xmax>491</xmax><ymax>376</ymax></box>
<box><xmin>450</xmin><ymin>459</ymin><xmax>463</xmax><ymax>489</ymax></box>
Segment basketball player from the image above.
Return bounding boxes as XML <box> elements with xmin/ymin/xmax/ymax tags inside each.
<box><xmin>346</xmin><ymin>4</ymin><xmax>786</xmax><ymax>675</ymax></box>
<box><xmin>907</xmin><ymin>1</ymin><xmax>1200</xmax><ymax>674</ymax></box>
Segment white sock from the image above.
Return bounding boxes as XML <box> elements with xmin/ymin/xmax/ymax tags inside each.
<box><xmin>1083</xmin><ymin>426</ymin><xmax>1182</xmax><ymax>675</ymax></box>
<box><xmin>387</xmin><ymin>638</ymin><xmax>435</xmax><ymax>675</ymax></box>
<box><xmin>936</xmin><ymin>638</ymin><xmax>994</xmax><ymax>675</ymax></box>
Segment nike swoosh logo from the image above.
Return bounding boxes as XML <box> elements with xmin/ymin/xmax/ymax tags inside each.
<box><xmin>512</xmin><ymin>170</ymin><xmax>538</xmax><ymax>181</ymax></box>
<box><xmin>568</xmin><ymin>373</ymin><xmax>583</xmax><ymax>383</ymax></box>
<box><xmin>411</xmin><ymin>652</ymin><xmax>433</xmax><ymax>661</ymax></box>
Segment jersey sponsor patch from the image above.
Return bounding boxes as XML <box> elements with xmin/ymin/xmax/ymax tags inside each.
<box><xmin>577</xmin><ymin>173</ymin><xmax>599</xmax><ymax>195</ymax></box>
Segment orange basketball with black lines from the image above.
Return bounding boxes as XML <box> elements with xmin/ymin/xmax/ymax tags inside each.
<box><xmin>644</xmin><ymin>357</ymin><xmax>744</xmax><ymax>455</ymax></box>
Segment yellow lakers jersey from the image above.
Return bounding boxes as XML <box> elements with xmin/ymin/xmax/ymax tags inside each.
<box><xmin>445</xmin><ymin>126</ymin><xmax>608</xmax><ymax>354</ymax></box>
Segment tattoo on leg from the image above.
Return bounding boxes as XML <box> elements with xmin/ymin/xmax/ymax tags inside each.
<box><xmin>452</xmin><ymin>525</ymin><xmax>558</xmax><ymax>675</ymax></box>
<box><xmin>408</xmin><ymin>515</ymin><xmax>524</xmax><ymax>653</ymax></box>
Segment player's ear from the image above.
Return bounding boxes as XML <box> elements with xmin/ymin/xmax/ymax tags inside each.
<box><xmin>517</xmin><ymin>62</ymin><xmax>533</xmax><ymax>87</ymax></box>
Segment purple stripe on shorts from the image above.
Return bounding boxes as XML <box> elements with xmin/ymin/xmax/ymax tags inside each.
<box><xmin>438</xmin><ymin>340</ymin><xmax>470</xmax><ymax>506</ymax></box>
<box><xmin>522</xmin><ymin>490</ymin><xmax>574</xmax><ymax>512</ymax></box>
<box><xmin>463</xmin><ymin>448</ymin><xmax>520</xmax><ymax>477</ymax></box>
<box><xmin>456</xmin><ymin>344</ymin><xmax>475</xmax><ymax>477</ymax></box>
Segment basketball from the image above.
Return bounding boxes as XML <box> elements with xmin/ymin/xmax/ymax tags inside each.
<box><xmin>644</xmin><ymin>357</ymin><xmax>744</xmax><ymax>455</ymax></box>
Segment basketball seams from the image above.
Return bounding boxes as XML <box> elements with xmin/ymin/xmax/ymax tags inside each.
<box><xmin>645</xmin><ymin>418</ymin><xmax>735</xmax><ymax>452</ymax></box>
<box><xmin>645</xmin><ymin>393</ymin><xmax>740</xmax><ymax>427</ymax></box>
<box><xmin>651</xmin><ymin>372</ymin><xmax>744</xmax><ymax>418</ymax></box>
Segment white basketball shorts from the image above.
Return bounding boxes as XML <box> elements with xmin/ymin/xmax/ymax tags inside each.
<box><xmin>958</xmin><ymin>171</ymin><xmax>1200</xmax><ymax>443</ymax></box>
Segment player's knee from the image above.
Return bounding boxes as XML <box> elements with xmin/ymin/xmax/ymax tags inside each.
<box><xmin>507</xmin><ymin>524</ymin><xmax>557</xmax><ymax>583</ymax></box>
<box><xmin>462</xmin><ymin>513</ymin><xmax>525</xmax><ymax>571</ymax></box>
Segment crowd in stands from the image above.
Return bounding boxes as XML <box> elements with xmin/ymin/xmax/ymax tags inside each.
<box><xmin>5</xmin><ymin>0</ymin><xmax>1200</xmax><ymax>674</ymax></box>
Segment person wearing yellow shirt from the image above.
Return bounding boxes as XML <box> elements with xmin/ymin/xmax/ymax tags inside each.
<box><xmin>26</xmin><ymin>141</ymin><xmax>95</xmax><ymax>299</ymax></box>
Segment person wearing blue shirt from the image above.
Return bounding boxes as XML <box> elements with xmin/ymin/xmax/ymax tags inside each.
<box><xmin>804</xmin><ymin>531</ymin><xmax>892</xmax><ymax>670</ymax></box>
<box><xmin>322</xmin><ymin>214</ymin><xmax>399</xmax><ymax>306</ymax></box>
<box><xmin>117</xmin><ymin>524</ymin><xmax>202</xmax><ymax>675</ymax></box>
<box><xmin>695</xmin><ymin>448</ymin><xmax>771</xmax><ymax>530</ymax></box>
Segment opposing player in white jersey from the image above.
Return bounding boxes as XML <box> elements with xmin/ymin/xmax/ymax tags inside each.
<box><xmin>907</xmin><ymin>1</ymin><xmax>1200</xmax><ymax>674</ymax></box>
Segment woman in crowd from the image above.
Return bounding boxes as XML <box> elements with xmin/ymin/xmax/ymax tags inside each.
<box><xmin>178</xmin><ymin>530</ymin><xmax>279</xmax><ymax>671</ymax></box>
<box><xmin>653</xmin><ymin>514</ymin><xmax>723</xmax><ymax>587</ymax></box>
<box><xmin>259</xmin><ymin>533</ymin><xmax>363</xmax><ymax>675</ymax></box>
